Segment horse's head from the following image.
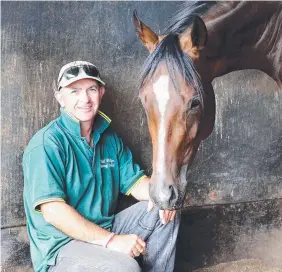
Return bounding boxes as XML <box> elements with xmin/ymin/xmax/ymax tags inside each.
<box><xmin>134</xmin><ymin>11</ymin><xmax>215</xmax><ymax>210</ymax></box>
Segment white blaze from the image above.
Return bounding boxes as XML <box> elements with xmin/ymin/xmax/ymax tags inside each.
<box><xmin>153</xmin><ymin>75</ymin><xmax>170</xmax><ymax>201</ymax></box>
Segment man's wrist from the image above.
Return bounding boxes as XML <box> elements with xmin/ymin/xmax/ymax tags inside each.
<box><xmin>89</xmin><ymin>232</ymin><xmax>115</xmax><ymax>248</ymax></box>
<box><xmin>104</xmin><ymin>232</ymin><xmax>115</xmax><ymax>248</ymax></box>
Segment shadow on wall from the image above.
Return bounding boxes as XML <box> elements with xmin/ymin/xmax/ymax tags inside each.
<box><xmin>1</xmin><ymin>226</ymin><xmax>33</xmax><ymax>272</ymax></box>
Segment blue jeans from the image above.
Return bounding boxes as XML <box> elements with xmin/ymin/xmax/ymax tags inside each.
<box><xmin>49</xmin><ymin>201</ymin><xmax>181</xmax><ymax>272</ymax></box>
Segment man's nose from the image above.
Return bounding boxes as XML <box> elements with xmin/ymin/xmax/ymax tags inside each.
<box><xmin>79</xmin><ymin>90</ymin><xmax>91</xmax><ymax>102</ymax></box>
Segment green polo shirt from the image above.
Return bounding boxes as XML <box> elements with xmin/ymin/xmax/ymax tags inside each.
<box><xmin>23</xmin><ymin>108</ymin><xmax>146</xmax><ymax>272</ymax></box>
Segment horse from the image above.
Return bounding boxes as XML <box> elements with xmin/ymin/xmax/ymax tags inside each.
<box><xmin>133</xmin><ymin>1</ymin><xmax>282</xmax><ymax>210</ymax></box>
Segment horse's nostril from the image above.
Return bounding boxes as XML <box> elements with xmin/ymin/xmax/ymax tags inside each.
<box><xmin>154</xmin><ymin>183</ymin><xmax>180</xmax><ymax>206</ymax></box>
<box><xmin>169</xmin><ymin>185</ymin><xmax>176</xmax><ymax>201</ymax></box>
<box><xmin>168</xmin><ymin>185</ymin><xmax>180</xmax><ymax>205</ymax></box>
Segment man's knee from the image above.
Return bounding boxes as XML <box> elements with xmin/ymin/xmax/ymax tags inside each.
<box><xmin>120</xmin><ymin>257</ymin><xmax>141</xmax><ymax>272</ymax></box>
<box><xmin>137</xmin><ymin>204</ymin><xmax>160</xmax><ymax>231</ymax></box>
<box><xmin>97</xmin><ymin>256</ymin><xmax>141</xmax><ymax>272</ymax></box>
<box><xmin>49</xmin><ymin>256</ymin><xmax>141</xmax><ymax>272</ymax></box>
<box><xmin>137</xmin><ymin>201</ymin><xmax>181</xmax><ymax>231</ymax></box>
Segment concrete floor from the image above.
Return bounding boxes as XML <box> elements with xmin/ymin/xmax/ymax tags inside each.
<box><xmin>195</xmin><ymin>259</ymin><xmax>282</xmax><ymax>272</ymax></box>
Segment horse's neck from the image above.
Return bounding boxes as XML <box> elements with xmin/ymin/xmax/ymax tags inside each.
<box><xmin>203</xmin><ymin>2</ymin><xmax>282</xmax><ymax>85</ymax></box>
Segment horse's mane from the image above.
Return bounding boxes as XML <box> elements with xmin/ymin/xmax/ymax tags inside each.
<box><xmin>164</xmin><ymin>1</ymin><xmax>217</xmax><ymax>35</ymax></box>
<box><xmin>139</xmin><ymin>2</ymin><xmax>219</xmax><ymax>108</ymax></box>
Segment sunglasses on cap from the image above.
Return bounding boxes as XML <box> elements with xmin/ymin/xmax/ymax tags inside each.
<box><xmin>58</xmin><ymin>64</ymin><xmax>101</xmax><ymax>82</ymax></box>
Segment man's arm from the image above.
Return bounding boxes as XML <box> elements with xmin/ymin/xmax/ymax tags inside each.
<box><xmin>130</xmin><ymin>176</ymin><xmax>150</xmax><ymax>201</ymax></box>
<box><xmin>130</xmin><ymin>177</ymin><xmax>177</xmax><ymax>224</ymax></box>
<box><xmin>41</xmin><ymin>201</ymin><xmax>110</xmax><ymax>244</ymax></box>
<box><xmin>41</xmin><ymin>201</ymin><xmax>146</xmax><ymax>257</ymax></box>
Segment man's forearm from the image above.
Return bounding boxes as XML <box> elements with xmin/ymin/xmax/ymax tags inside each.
<box><xmin>41</xmin><ymin>201</ymin><xmax>111</xmax><ymax>245</ymax></box>
<box><xmin>130</xmin><ymin>177</ymin><xmax>150</xmax><ymax>201</ymax></box>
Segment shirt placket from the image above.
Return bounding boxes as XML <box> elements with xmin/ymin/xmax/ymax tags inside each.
<box><xmin>81</xmin><ymin>138</ymin><xmax>95</xmax><ymax>169</ymax></box>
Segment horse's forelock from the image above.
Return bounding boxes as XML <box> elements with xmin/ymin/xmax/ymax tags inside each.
<box><xmin>139</xmin><ymin>34</ymin><xmax>204</xmax><ymax>109</ymax></box>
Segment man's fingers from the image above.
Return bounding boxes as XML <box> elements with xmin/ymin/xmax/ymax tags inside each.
<box><xmin>132</xmin><ymin>238</ymin><xmax>145</xmax><ymax>256</ymax></box>
<box><xmin>128</xmin><ymin>249</ymin><xmax>135</xmax><ymax>258</ymax></box>
<box><xmin>164</xmin><ymin>210</ymin><xmax>171</xmax><ymax>222</ymax></box>
<box><xmin>170</xmin><ymin>211</ymin><xmax>176</xmax><ymax>221</ymax></box>
<box><xmin>164</xmin><ymin>210</ymin><xmax>171</xmax><ymax>224</ymax></box>
<box><xmin>161</xmin><ymin>210</ymin><xmax>177</xmax><ymax>224</ymax></box>
<box><xmin>135</xmin><ymin>243</ymin><xmax>145</xmax><ymax>254</ymax></box>
<box><xmin>132</xmin><ymin>248</ymin><xmax>140</xmax><ymax>257</ymax></box>
<box><xmin>167</xmin><ymin>210</ymin><xmax>175</xmax><ymax>221</ymax></box>
<box><xmin>137</xmin><ymin>237</ymin><xmax>146</xmax><ymax>248</ymax></box>
<box><xmin>159</xmin><ymin>210</ymin><xmax>164</xmax><ymax>219</ymax></box>
<box><xmin>147</xmin><ymin>200</ymin><xmax>154</xmax><ymax>212</ymax></box>
<box><xmin>160</xmin><ymin>209</ymin><xmax>177</xmax><ymax>224</ymax></box>
<box><xmin>159</xmin><ymin>210</ymin><xmax>166</xmax><ymax>224</ymax></box>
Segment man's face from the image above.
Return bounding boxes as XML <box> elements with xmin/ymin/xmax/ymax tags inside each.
<box><xmin>56</xmin><ymin>78</ymin><xmax>105</xmax><ymax>122</ymax></box>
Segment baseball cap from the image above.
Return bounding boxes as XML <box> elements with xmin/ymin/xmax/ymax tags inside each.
<box><xmin>57</xmin><ymin>61</ymin><xmax>105</xmax><ymax>90</ymax></box>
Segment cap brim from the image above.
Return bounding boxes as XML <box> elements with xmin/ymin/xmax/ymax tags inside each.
<box><xmin>59</xmin><ymin>75</ymin><xmax>105</xmax><ymax>89</ymax></box>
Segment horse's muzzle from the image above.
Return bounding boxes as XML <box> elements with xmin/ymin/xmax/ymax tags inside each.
<box><xmin>149</xmin><ymin>182</ymin><xmax>184</xmax><ymax>210</ymax></box>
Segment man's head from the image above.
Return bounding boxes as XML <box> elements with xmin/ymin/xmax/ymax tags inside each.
<box><xmin>55</xmin><ymin>61</ymin><xmax>105</xmax><ymax>122</ymax></box>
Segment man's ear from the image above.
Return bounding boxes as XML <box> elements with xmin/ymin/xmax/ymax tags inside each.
<box><xmin>54</xmin><ymin>90</ymin><xmax>65</xmax><ymax>107</ymax></box>
<box><xmin>99</xmin><ymin>86</ymin><xmax>105</xmax><ymax>103</ymax></box>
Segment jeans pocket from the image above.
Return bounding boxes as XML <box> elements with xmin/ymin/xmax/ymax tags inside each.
<box><xmin>137</xmin><ymin>209</ymin><xmax>159</xmax><ymax>231</ymax></box>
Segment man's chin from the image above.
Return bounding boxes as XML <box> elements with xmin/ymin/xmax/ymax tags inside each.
<box><xmin>76</xmin><ymin>113</ymin><xmax>96</xmax><ymax>123</ymax></box>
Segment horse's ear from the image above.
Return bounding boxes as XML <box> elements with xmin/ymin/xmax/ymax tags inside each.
<box><xmin>133</xmin><ymin>10</ymin><xmax>159</xmax><ymax>53</ymax></box>
<box><xmin>191</xmin><ymin>15</ymin><xmax>207</xmax><ymax>52</ymax></box>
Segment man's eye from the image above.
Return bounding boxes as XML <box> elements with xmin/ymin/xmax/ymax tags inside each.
<box><xmin>89</xmin><ymin>88</ymin><xmax>98</xmax><ymax>92</ymax></box>
<box><xmin>71</xmin><ymin>90</ymin><xmax>77</xmax><ymax>94</ymax></box>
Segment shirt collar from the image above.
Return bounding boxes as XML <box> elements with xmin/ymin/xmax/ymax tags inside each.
<box><xmin>57</xmin><ymin>108</ymin><xmax>111</xmax><ymax>141</ymax></box>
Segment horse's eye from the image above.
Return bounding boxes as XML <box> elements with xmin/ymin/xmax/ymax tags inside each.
<box><xmin>190</xmin><ymin>98</ymin><xmax>200</xmax><ymax>109</ymax></box>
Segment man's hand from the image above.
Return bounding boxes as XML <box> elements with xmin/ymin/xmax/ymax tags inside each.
<box><xmin>107</xmin><ymin>234</ymin><xmax>146</xmax><ymax>258</ymax></box>
<box><xmin>147</xmin><ymin>200</ymin><xmax>177</xmax><ymax>224</ymax></box>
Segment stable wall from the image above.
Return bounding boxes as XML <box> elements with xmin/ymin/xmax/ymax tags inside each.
<box><xmin>1</xmin><ymin>2</ymin><xmax>281</xmax><ymax>271</ymax></box>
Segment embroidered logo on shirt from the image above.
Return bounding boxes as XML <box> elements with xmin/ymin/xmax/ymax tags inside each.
<box><xmin>101</xmin><ymin>158</ymin><xmax>115</xmax><ymax>168</ymax></box>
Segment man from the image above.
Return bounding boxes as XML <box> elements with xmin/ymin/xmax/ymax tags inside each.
<box><xmin>23</xmin><ymin>61</ymin><xmax>180</xmax><ymax>272</ymax></box>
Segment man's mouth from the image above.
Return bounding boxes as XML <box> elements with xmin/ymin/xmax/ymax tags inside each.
<box><xmin>78</xmin><ymin>106</ymin><xmax>92</xmax><ymax>112</ymax></box>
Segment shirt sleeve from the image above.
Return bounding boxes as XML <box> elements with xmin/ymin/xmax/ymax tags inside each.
<box><xmin>114</xmin><ymin>134</ymin><xmax>146</xmax><ymax>195</ymax></box>
<box><xmin>23</xmin><ymin>144</ymin><xmax>66</xmax><ymax>212</ymax></box>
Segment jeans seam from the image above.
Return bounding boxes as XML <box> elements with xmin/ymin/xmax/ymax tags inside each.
<box><xmin>162</xmin><ymin>216</ymin><xmax>176</xmax><ymax>272</ymax></box>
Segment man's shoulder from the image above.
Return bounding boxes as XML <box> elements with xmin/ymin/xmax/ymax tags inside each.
<box><xmin>100</xmin><ymin>125</ymin><xmax>120</xmax><ymax>143</ymax></box>
<box><xmin>99</xmin><ymin>126</ymin><xmax>128</xmax><ymax>155</ymax></box>
<box><xmin>24</xmin><ymin>119</ymin><xmax>62</xmax><ymax>155</ymax></box>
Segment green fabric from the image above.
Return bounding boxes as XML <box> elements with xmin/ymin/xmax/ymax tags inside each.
<box><xmin>23</xmin><ymin>108</ymin><xmax>145</xmax><ymax>272</ymax></box>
